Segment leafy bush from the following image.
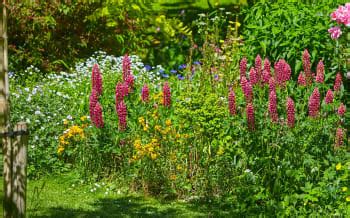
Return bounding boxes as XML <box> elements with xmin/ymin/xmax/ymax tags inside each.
<box><xmin>241</xmin><ymin>1</ymin><xmax>348</xmax><ymax>77</ymax></box>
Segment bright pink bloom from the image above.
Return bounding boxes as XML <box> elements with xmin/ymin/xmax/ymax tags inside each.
<box><xmin>262</xmin><ymin>69</ymin><xmax>271</xmax><ymax>84</ymax></box>
<box><xmin>255</xmin><ymin>54</ymin><xmax>262</xmax><ymax>81</ymax></box>
<box><xmin>92</xmin><ymin>64</ymin><xmax>103</xmax><ymax>95</ymax></box>
<box><xmin>286</xmin><ymin>97</ymin><xmax>295</xmax><ymax>128</ymax></box>
<box><xmin>274</xmin><ymin>59</ymin><xmax>291</xmax><ymax>86</ymax></box>
<box><xmin>302</xmin><ymin>49</ymin><xmax>312</xmax><ymax>84</ymax></box>
<box><xmin>141</xmin><ymin>84</ymin><xmax>149</xmax><ymax>102</ymax></box>
<box><xmin>298</xmin><ymin>72</ymin><xmax>307</xmax><ymax>86</ymax></box>
<box><xmin>315</xmin><ymin>60</ymin><xmax>324</xmax><ymax>83</ymax></box>
<box><xmin>93</xmin><ymin>102</ymin><xmax>104</xmax><ymax>128</ymax></box>
<box><xmin>269</xmin><ymin>77</ymin><xmax>276</xmax><ymax>94</ymax></box>
<box><xmin>334</xmin><ymin>73</ymin><xmax>342</xmax><ymax>91</ymax></box>
<box><xmin>228</xmin><ymin>88</ymin><xmax>236</xmax><ymax>115</ymax></box>
<box><xmin>122</xmin><ymin>54</ymin><xmax>131</xmax><ymax>81</ymax></box>
<box><xmin>268</xmin><ymin>90</ymin><xmax>278</xmax><ymax>123</ymax></box>
<box><xmin>330</xmin><ymin>4</ymin><xmax>350</xmax><ymax>26</ymax></box>
<box><xmin>89</xmin><ymin>89</ymin><xmax>98</xmax><ymax>122</ymax></box>
<box><xmin>126</xmin><ymin>74</ymin><xmax>134</xmax><ymax>90</ymax></box>
<box><xmin>117</xmin><ymin>100</ymin><xmax>127</xmax><ymax>131</ymax></box>
<box><xmin>115</xmin><ymin>82</ymin><xmax>129</xmax><ymax>105</ymax></box>
<box><xmin>163</xmin><ymin>82</ymin><xmax>171</xmax><ymax>107</ymax></box>
<box><xmin>337</xmin><ymin>103</ymin><xmax>346</xmax><ymax>116</ymax></box>
<box><xmin>308</xmin><ymin>88</ymin><xmax>320</xmax><ymax>117</ymax></box>
<box><xmin>246</xmin><ymin>103</ymin><xmax>255</xmax><ymax>130</ymax></box>
<box><xmin>239</xmin><ymin>57</ymin><xmax>247</xmax><ymax>79</ymax></box>
<box><xmin>249</xmin><ymin>68</ymin><xmax>258</xmax><ymax>85</ymax></box>
<box><xmin>241</xmin><ymin>76</ymin><xmax>253</xmax><ymax>102</ymax></box>
<box><xmin>264</xmin><ymin>58</ymin><xmax>271</xmax><ymax>75</ymax></box>
<box><xmin>324</xmin><ymin>89</ymin><xmax>334</xmax><ymax>104</ymax></box>
<box><xmin>328</xmin><ymin>26</ymin><xmax>342</xmax><ymax>40</ymax></box>
<box><xmin>335</xmin><ymin>128</ymin><xmax>344</xmax><ymax>148</ymax></box>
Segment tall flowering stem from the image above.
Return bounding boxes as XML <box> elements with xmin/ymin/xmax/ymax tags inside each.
<box><xmin>302</xmin><ymin>49</ymin><xmax>312</xmax><ymax>84</ymax></box>
<box><xmin>269</xmin><ymin>77</ymin><xmax>276</xmax><ymax>94</ymax></box>
<box><xmin>240</xmin><ymin>76</ymin><xmax>253</xmax><ymax>103</ymax></box>
<box><xmin>92</xmin><ymin>64</ymin><xmax>103</xmax><ymax>95</ymax></box>
<box><xmin>268</xmin><ymin>90</ymin><xmax>278</xmax><ymax>123</ymax></box>
<box><xmin>264</xmin><ymin>58</ymin><xmax>271</xmax><ymax>75</ymax></box>
<box><xmin>274</xmin><ymin>59</ymin><xmax>291</xmax><ymax>87</ymax></box>
<box><xmin>228</xmin><ymin>88</ymin><xmax>236</xmax><ymax>116</ymax></box>
<box><xmin>308</xmin><ymin>88</ymin><xmax>320</xmax><ymax>118</ymax></box>
<box><xmin>246</xmin><ymin>103</ymin><xmax>255</xmax><ymax>130</ymax></box>
<box><xmin>298</xmin><ymin>72</ymin><xmax>307</xmax><ymax>86</ymax></box>
<box><xmin>122</xmin><ymin>54</ymin><xmax>131</xmax><ymax>81</ymax></box>
<box><xmin>249</xmin><ymin>68</ymin><xmax>258</xmax><ymax>85</ymax></box>
<box><xmin>141</xmin><ymin>84</ymin><xmax>150</xmax><ymax>102</ymax></box>
<box><xmin>163</xmin><ymin>82</ymin><xmax>171</xmax><ymax>107</ymax></box>
<box><xmin>93</xmin><ymin>102</ymin><xmax>104</xmax><ymax>128</ymax></box>
<box><xmin>324</xmin><ymin>89</ymin><xmax>334</xmax><ymax>104</ymax></box>
<box><xmin>337</xmin><ymin>103</ymin><xmax>346</xmax><ymax>116</ymax></box>
<box><xmin>286</xmin><ymin>97</ymin><xmax>295</xmax><ymax>128</ymax></box>
<box><xmin>115</xmin><ymin>82</ymin><xmax>129</xmax><ymax>105</ymax></box>
<box><xmin>335</xmin><ymin>128</ymin><xmax>344</xmax><ymax>148</ymax></box>
<box><xmin>255</xmin><ymin>54</ymin><xmax>262</xmax><ymax>81</ymax></box>
<box><xmin>89</xmin><ymin>89</ymin><xmax>98</xmax><ymax>121</ymax></box>
<box><xmin>315</xmin><ymin>60</ymin><xmax>324</xmax><ymax>83</ymax></box>
<box><xmin>117</xmin><ymin>100</ymin><xmax>127</xmax><ymax>131</ymax></box>
<box><xmin>239</xmin><ymin>57</ymin><xmax>247</xmax><ymax>79</ymax></box>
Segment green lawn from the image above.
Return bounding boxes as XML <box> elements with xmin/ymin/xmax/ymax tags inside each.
<box><xmin>0</xmin><ymin>173</ymin><xmax>237</xmax><ymax>217</ymax></box>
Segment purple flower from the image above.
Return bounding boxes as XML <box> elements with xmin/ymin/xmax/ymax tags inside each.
<box><xmin>177</xmin><ymin>74</ymin><xmax>185</xmax><ymax>80</ymax></box>
<box><xmin>161</xmin><ymin>73</ymin><xmax>169</xmax><ymax>78</ymax></box>
<box><xmin>144</xmin><ymin>65</ymin><xmax>151</xmax><ymax>71</ymax></box>
<box><xmin>178</xmin><ymin>64</ymin><xmax>187</xmax><ymax>70</ymax></box>
<box><xmin>194</xmin><ymin>61</ymin><xmax>201</xmax><ymax>65</ymax></box>
<box><xmin>170</xmin><ymin>69</ymin><xmax>177</xmax><ymax>74</ymax></box>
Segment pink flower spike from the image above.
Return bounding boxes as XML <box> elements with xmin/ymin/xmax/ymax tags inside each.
<box><xmin>308</xmin><ymin>88</ymin><xmax>320</xmax><ymax>118</ymax></box>
<box><xmin>239</xmin><ymin>57</ymin><xmax>247</xmax><ymax>79</ymax></box>
<box><xmin>117</xmin><ymin>100</ymin><xmax>127</xmax><ymax>131</ymax></box>
<box><xmin>163</xmin><ymin>82</ymin><xmax>171</xmax><ymax>107</ymax></box>
<box><xmin>315</xmin><ymin>60</ymin><xmax>324</xmax><ymax>83</ymax></box>
<box><xmin>334</xmin><ymin>73</ymin><xmax>342</xmax><ymax>91</ymax></box>
<box><xmin>89</xmin><ymin>89</ymin><xmax>98</xmax><ymax>124</ymax></box>
<box><xmin>92</xmin><ymin>64</ymin><xmax>103</xmax><ymax>95</ymax></box>
<box><xmin>298</xmin><ymin>72</ymin><xmax>307</xmax><ymax>86</ymax></box>
<box><xmin>335</xmin><ymin>128</ymin><xmax>344</xmax><ymax>148</ymax></box>
<box><xmin>262</xmin><ymin>69</ymin><xmax>271</xmax><ymax>84</ymax></box>
<box><xmin>122</xmin><ymin>54</ymin><xmax>131</xmax><ymax>81</ymax></box>
<box><xmin>141</xmin><ymin>84</ymin><xmax>150</xmax><ymax>102</ymax></box>
<box><xmin>228</xmin><ymin>88</ymin><xmax>236</xmax><ymax>116</ymax></box>
<box><xmin>93</xmin><ymin>102</ymin><xmax>104</xmax><ymax>128</ymax></box>
<box><xmin>286</xmin><ymin>97</ymin><xmax>295</xmax><ymax>128</ymax></box>
<box><xmin>249</xmin><ymin>68</ymin><xmax>258</xmax><ymax>85</ymax></box>
<box><xmin>268</xmin><ymin>90</ymin><xmax>278</xmax><ymax>123</ymax></box>
<box><xmin>337</xmin><ymin>103</ymin><xmax>346</xmax><ymax>116</ymax></box>
<box><xmin>269</xmin><ymin>77</ymin><xmax>276</xmax><ymax>94</ymax></box>
<box><xmin>264</xmin><ymin>58</ymin><xmax>271</xmax><ymax>75</ymax></box>
<box><xmin>246</xmin><ymin>103</ymin><xmax>255</xmax><ymax>130</ymax></box>
<box><xmin>241</xmin><ymin>76</ymin><xmax>253</xmax><ymax>103</ymax></box>
<box><xmin>324</xmin><ymin>89</ymin><xmax>334</xmax><ymax>104</ymax></box>
<box><xmin>255</xmin><ymin>54</ymin><xmax>262</xmax><ymax>81</ymax></box>
<box><xmin>302</xmin><ymin>49</ymin><xmax>312</xmax><ymax>84</ymax></box>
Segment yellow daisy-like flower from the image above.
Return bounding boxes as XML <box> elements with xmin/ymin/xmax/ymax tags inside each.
<box><xmin>150</xmin><ymin>152</ymin><xmax>158</xmax><ymax>160</ymax></box>
<box><xmin>143</xmin><ymin>125</ymin><xmax>149</xmax><ymax>132</ymax></box>
<box><xmin>342</xmin><ymin>187</ymin><xmax>348</xmax><ymax>192</ymax></box>
<box><xmin>165</xmin><ymin>119</ymin><xmax>172</xmax><ymax>126</ymax></box>
<box><xmin>138</xmin><ymin>117</ymin><xmax>145</xmax><ymax>124</ymax></box>
<box><xmin>154</xmin><ymin>125</ymin><xmax>162</xmax><ymax>131</ymax></box>
<box><xmin>336</xmin><ymin>163</ymin><xmax>342</xmax><ymax>171</ymax></box>
<box><xmin>57</xmin><ymin>145</ymin><xmax>65</xmax><ymax>155</ymax></box>
<box><xmin>346</xmin><ymin>196</ymin><xmax>350</xmax><ymax>202</ymax></box>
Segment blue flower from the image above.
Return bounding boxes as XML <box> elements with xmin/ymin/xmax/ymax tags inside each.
<box><xmin>177</xmin><ymin>74</ymin><xmax>185</xmax><ymax>80</ymax></box>
<box><xmin>144</xmin><ymin>65</ymin><xmax>151</xmax><ymax>71</ymax></box>
<box><xmin>170</xmin><ymin>69</ymin><xmax>177</xmax><ymax>74</ymax></box>
<box><xmin>178</xmin><ymin>64</ymin><xmax>187</xmax><ymax>70</ymax></box>
<box><xmin>159</xmin><ymin>69</ymin><xmax>165</xmax><ymax>74</ymax></box>
<box><xmin>161</xmin><ymin>73</ymin><xmax>169</xmax><ymax>78</ymax></box>
<box><xmin>194</xmin><ymin>61</ymin><xmax>201</xmax><ymax>65</ymax></box>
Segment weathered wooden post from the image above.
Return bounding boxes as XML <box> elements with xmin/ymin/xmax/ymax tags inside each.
<box><xmin>0</xmin><ymin>1</ymin><xmax>28</xmax><ymax>217</ymax></box>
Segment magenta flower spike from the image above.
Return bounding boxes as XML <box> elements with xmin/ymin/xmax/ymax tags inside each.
<box><xmin>297</xmin><ymin>72</ymin><xmax>307</xmax><ymax>86</ymax></box>
<box><xmin>286</xmin><ymin>97</ymin><xmax>295</xmax><ymax>128</ymax></box>
<box><xmin>308</xmin><ymin>88</ymin><xmax>320</xmax><ymax>118</ymax></box>
<box><xmin>141</xmin><ymin>84</ymin><xmax>150</xmax><ymax>102</ymax></box>
<box><xmin>239</xmin><ymin>57</ymin><xmax>247</xmax><ymax>79</ymax></box>
<box><xmin>324</xmin><ymin>90</ymin><xmax>334</xmax><ymax>104</ymax></box>
<box><xmin>334</xmin><ymin>73</ymin><xmax>342</xmax><ymax>91</ymax></box>
<box><xmin>163</xmin><ymin>82</ymin><xmax>171</xmax><ymax>107</ymax></box>
<box><xmin>315</xmin><ymin>60</ymin><xmax>324</xmax><ymax>83</ymax></box>
<box><xmin>93</xmin><ymin>102</ymin><xmax>104</xmax><ymax>128</ymax></box>
<box><xmin>122</xmin><ymin>54</ymin><xmax>131</xmax><ymax>81</ymax></box>
<box><xmin>246</xmin><ymin>103</ymin><xmax>255</xmax><ymax>130</ymax></box>
<box><xmin>92</xmin><ymin>64</ymin><xmax>103</xmax><ymax>95</ymax></box>
<box><xmin>337</xmin><ymin>103</ymin><xmax>346</xmax><ymax>116</ymax></box>
<box><xmin>117</xmin><ymin>100</ymin><xmax>127</xmax><ymax>131</ymax></box>
<box><xmin>268</xmin><ymin>90</ymin><xmax>278</xmax><ymax>123</ymax></box>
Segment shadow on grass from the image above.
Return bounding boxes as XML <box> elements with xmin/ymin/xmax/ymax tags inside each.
<box><xmin>30</xmin><ymin>196</ymin><xmax>240</xmax><ymax>218</ymax></box>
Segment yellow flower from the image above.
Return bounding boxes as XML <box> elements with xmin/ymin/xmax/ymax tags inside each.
<box><xmin>165</xmin><ymin>119</ymin><xmax>172</xmax><ymax>126</ymax></box>
<box><xmin>143</xmin><ymin>126</ymin><xmax>149</xmax><ymax>132</ymax></box>
<box><xmin>342</xmin><ymin>187</ymin><xmax>348</xmax><ymax>192</ymax></box>
<box><xmin>150</xmin><ymin>153</ymin><xmax>158</xmax><ymax>160</ymax></box>
<box><xmin>57</xmin><ymin>145</ymin><xmax>65</xmax><ymax>155</ymax></box>
<box><xmin>183</xmin><ymin>134</ymin><xmax>189</xmax><ymax>138</ymax></box>
<box><xmin>138</xmin><ymin>117</ymin><xmax>145</xmax><ymax>124</ymax></box>
<box><xmin>154</xmin><ymin>125</ymin><xmax>162</xmax><ymax>131</ymax></box>
<box><xmin>170</xmin><ymin>174</ymin><xmax>176</xmax><ymax>180</ymax></box>
<box><xmin>63</xmin><ymin>119</ymin><xmax>68</xmax><ymax>125</ymax></box>
<box><xmin>134</xmin><ymin>139</ymin><xmax>142</xmax><ymax>150</ymax></box>
<box><xmin>176</xmin><ymin>165</ymin><xmax>182</xmax><ymax>171</ymax></box>
<box><xmin>346</xmin><ymin>196</ymin><xmax>350</xmax><ymax>202</ymax></box>
<box><xmin>80</xmin><ymin>116</ymin><xmax>87</xmax><ymax>121</ymax></box>
<box><xmin>336</xmin><ymin>163</ymin><xmax>342</xmax><ymax>171</ymax></box>
<box><xmin>175</xmin><ymin>133</ymin><xmax>180</xmax><ymax>139</ymax></box>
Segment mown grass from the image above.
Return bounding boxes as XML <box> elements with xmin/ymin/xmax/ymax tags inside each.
<box><xmin>0</xmin><ymin>173</ymin><xmax>238</xmax><ymax>217</ymax></box>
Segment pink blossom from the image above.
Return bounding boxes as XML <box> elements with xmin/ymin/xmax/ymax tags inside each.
<box><xmin>228</xmin><ymin>88</ymin><xmax>236</xmax><ymax>116</ymax></box>
<box><xmin>298</xmin><ymin>72</ymin><xmax>307</xmax><ymax>86</ymax></box>
<box><xmin>308</xmin><ymin>88</ymin><xmax>320</xmax><ymax>118</ymax></box>
<box><xmin>93</xmin><ymin>102</ymin><xmax>104</xmax><ymax>128</ymax></box>
<box><xmin>264</xmin><ymin>58</ymin><xmax>271</xmax><ymax>75</ymax></box>
<box><xmin>117</xmin><ymin>100</ymin><xmax>127</xmax><ymax>131</ymax></box>
<box><xmin>255</xmin><ymin>54</ymin><xmax>262</xmax><ymax>81</ymax></box>
<box><xmin>239</xmin><ymin>57</ymin><xmax>247</xmax><ymax>79</ymax></box>
<box><xmin>330</xmin><ymin>4</ymin><xmax>350</xmax><ymax>26</ymax></box>
<box><xmin>328</xmin><ymin>26</ymin><xmax>342</xmax><ymax>40</ymax></box>
<box><xmin>315</xmin><ymin>60</ymin><xmax>324</xmax><ymax>83</ymax></box>
<box><xmin>163</xmin><ymin>82</ymin><xmax>171</xmax><ymax>107</ymax></box>
<box><xmin>268</xmin><ymin>90</ymin><xmax>278</xmax><ymax>123</ymax></box>
<box><xmin>122</xmin><ymin>54</ymin><xmax>131</xmax><ymax>81</ymax></box>
<box><xmin>115</xmin><ymin>82</ymin><xmax>129</xmax><ymax>105</ymax></box>
<box><xmin>335</xmin><ymin>128</ymin><xmax>344</xmax><ymax>148</ymax></box>
<box><xmin>89</xmin><ymin>89</ymin><xmax>98</xmax><ymax>122</ymax></box>
<box><xmin>274</xmin><ymin>59</ymin><xmax>291</xmax><ymax>86</ymax></box>
<box><xmin>262</xmin><ymin>69</ymin><xmax>271</xmax><ymax>84</ymax></box>
<box><xmin>241</xmin><ymin>76</ymin><xmax>253</xmax><ymax>102</ymax></box>
<box><xmin>141</xmin><ymin>84</ymin><xmax>149</xmax><ymax>102</ymax></box>
<box><xmin>126</xmin><ymin>74</ymin><xmax>134</xmax><ymax>90</ymax></box>
<box><xmin>92</xmin><ymin>64</ymin><xmax>103</xmax><ymax>95</ymax></box>
<box><xmin>302</xmin><ymin>49</ymin><xmax>312</xmax><ymax>84</ymax></box>
<box><xmin>324</xmin><ymin>89</ymin><xmax>334</xmax><ymax>104</ymax></box>
<box><xmin>286</xmin><ymin>97</ymin><xmax>295</xmax><ymax>128</ymax></box>
<box><xmin>269</xmin><ymin>77</ymin><xmax>276</xmax><ymax>94</ymax></box>
<box><xmin>337</xmin><ymin>103</ymin><xmax>346</xmax><ymax>116</ymax></box>
<box><xmin>249</xmin><ymin>68</ymin><xmax>258</xmax><ymax>85</ymax></box>
<box><xmin>246</xmin><ymin>103</ymin><xmax>255</xmax><ymax>130</ymax></box>
<box><xmin>334</xmin><ymin>73</ymin><xmax>342</xmax><ymax>91</ymax></box>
